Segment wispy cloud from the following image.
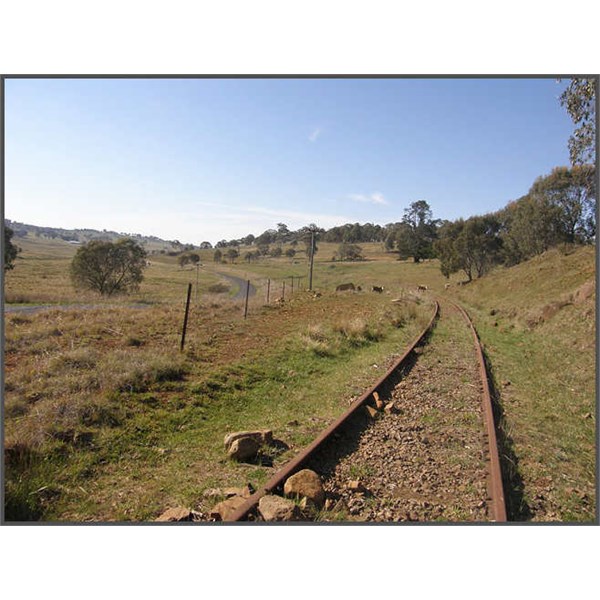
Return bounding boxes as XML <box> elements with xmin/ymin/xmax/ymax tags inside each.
<box><xmin>308</xmin><ymin>127</ymin><xmax>321</xmax><ymax>142</ymax></box>
<box><xmin>349</xmin><ymin>192</ymin><xmax>389</xmax><ymax>206</ymax></box>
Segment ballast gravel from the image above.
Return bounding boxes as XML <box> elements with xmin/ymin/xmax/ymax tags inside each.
<box><xmin>308</xmin><ymin>303</ymin><xmax>490</xmax><ymax>522</ymax></box>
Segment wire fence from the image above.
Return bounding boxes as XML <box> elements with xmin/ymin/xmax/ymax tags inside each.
<box><xmin>179</xmin><ymin>274</ymin><xmax>309</xmax><ymax>350</ymax></box>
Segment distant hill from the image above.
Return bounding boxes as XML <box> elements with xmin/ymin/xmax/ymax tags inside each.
<box><xmin>5</xmin><ymin>220</ymin><xmax>196</xmax><ymax>254</ymax></box>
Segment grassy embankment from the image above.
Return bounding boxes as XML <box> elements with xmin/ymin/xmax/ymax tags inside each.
<box><xmin>452</xmin><ymin>245</ymin><xmax>596</xmax><ymax>521</ymax></box>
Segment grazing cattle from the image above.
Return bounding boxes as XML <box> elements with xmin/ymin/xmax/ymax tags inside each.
<box><xmin>336</xmin><ymin>283</ymin><xmax>356</xmax><ymax>292</ymax></box>
<box><xmin>371</xmin><ymin>286</ymin><xmax>384</xmax><ymax>293</ymax></box>
<box><xmin>417</xmin><ymin>285</ymin><xmax>428</xmax><ymax>291</ymax></box>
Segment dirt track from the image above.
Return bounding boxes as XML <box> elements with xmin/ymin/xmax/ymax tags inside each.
<box><xmin>215</xmin><ymin>272</ymin><xmax>257</xmax><ymax>300</ymax></box>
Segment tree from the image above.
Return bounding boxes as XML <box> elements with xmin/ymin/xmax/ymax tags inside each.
<box><xmin>270</xmin><ymin>246</ymin><xmax>283</xmax><ymax>258</ymax></box>
<box><xmin>560</xmin><ymin>78</ymin><xmax>596</xmax><ymax>165</ymax></box>
<box><xmin>434</xmin><ymin>220</ymin><xmax>464</xmax><ymax>278</ymax></box>
<box><xmin>498</xmin><ymin>194</ymin><xmax>563</xmax><ymax>264</ymax></box>
<box><xmin>337</xmin><ymin>242</ymin><xmax>364</xmax><ymax>261</ymax></box>
<box><xmin>200</xmin><ymin>241</ymin><xmax>213</xmax><ymax>249</ymax></box>
<box><xmin>226</xmin><ymin>248</ymin><xmax>239</xmax><ymax>263</ymax></box>
<box><xmin>455</xmin><ymin>215</ymin><xmax>503</xmax><ymax>280</ymax></box>
<box><xmin>299</xmin><ymin>224</ymin><xmax>321</xmax><ymax>258</ymax></box>
<box><xmin>393</xmin><ymin>201</ymin><xmax>438</xmax><ymax>262</ymax></box>
<box><xmin>435</xmin><ymin>216</ymin><xmax>502</xmax><ymax>280</ymax></box>
<box><xmin>256</xmin><ymin>229</ymin><xmax>276</xmax><ymax>246</ymax></box>
<box><xmin>276</xmin><ymin>223</ymin><xmax>290</xmax><ymax>242</ymax></box>
<box><xmin>257</xmin><ymin>243</ymin><xmax>270</xmax><ymax>256</ymax></box>
<box><xmin>529</xmin><ymin>165</ymin><xmax>596</xmax><ymax>243</ymax></box>
<box><xmin>178</xmin><ymin>254</ymin><xmax>190</xmax><ymax>268</ymax></box>
<box><xmin>4</xmin><ymin>226</ymin><xmax>20</xmax><ymax>271</ymax></box>
<box><xmin>285</xmin><ymin>247</ymin><xmax>296</xmax><ymax>258</ymax></box>
<box><xmin>187</xmin><ymin>252</ymin><xmax>201</xmax><ymax>265</ymax></box>
<box><xmin>70</xmin><ymin>239</ymin><xmax>147</xmax><ymax>296</ymax></box>
<box><xmin>213</xmin><ymin>249</ymin><xmax>223</xmax><ymax>263</ymax></box>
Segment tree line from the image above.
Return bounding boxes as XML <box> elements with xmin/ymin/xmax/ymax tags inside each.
<box><xmin>436</xmin><ymin>164</ymin><xmax>595</xmax><ymax>281</ymax></box>
<box><xmin>4</xmin><ymin>78</ymin><xmax>595</xmax><ymax>291</ymax></box>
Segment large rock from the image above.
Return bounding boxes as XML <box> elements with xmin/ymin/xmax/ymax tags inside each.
<box><xmin>155</xmin><ymin>507</ymin><xmax>193</xmax><ymax>522</ymax></box>
<box><xmin>258</xmin><ymin>495</ymin><xmax>302</xmax><ymax>521</ymax></box>
<box><xmin>210</xmin><ymin>496</ymin><xmax>247</xmax><ymax>521</ymax></box>
<box><xmin>224</xmin><ymin>430</ymin><xmax>273</xmax><ymax>451</ymax></box>
<box><xmin>283</xmin><ymin>469</ymin><xmax>325</xmax><ymax>507</ymax></box>
<box><xmin>228</xmin><ymin>436</ymin><xmax>261</xmax><ymax>461</ymax></box>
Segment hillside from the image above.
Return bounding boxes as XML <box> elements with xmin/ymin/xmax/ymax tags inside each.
<box><xmin>452</xmin><ymin>245</ymin><xmax>595</xmax><ymax>521</ymax></box>
<box><xmin>5</xmin><ymin>219</ymin><xmax>191</xmax><ymax>254</ymax></box>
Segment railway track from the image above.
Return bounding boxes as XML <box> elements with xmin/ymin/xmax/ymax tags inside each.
<box><xmin>228</xmin><ymin>298</ymin><xmax>506</xmax><ymax>523</ymax></box>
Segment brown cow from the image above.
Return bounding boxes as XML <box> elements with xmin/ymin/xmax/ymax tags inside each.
<box><xmin>336</xmin><ymin>283</ymin><xmax>356</xmax><ymax>292</ymax></box>
<box><xmin>371</xmin><ymin>286</ymin><xmax>384</xmax><ymax>293</ymax></box>
<box><xmin>417</xmin><ymin>285</ymin><xmax>428</xmax><ymax>291</ymax></box>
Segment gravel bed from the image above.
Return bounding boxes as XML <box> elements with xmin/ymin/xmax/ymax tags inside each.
<box><xmin>309</xmin><ymin>302</ymin><xmax>490</xmax><ymax>522</ymax></box>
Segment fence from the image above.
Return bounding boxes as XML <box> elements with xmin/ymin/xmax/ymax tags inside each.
<box><xmin>180</xmin><ymin>274</ymin><xmax>308</xmax><ymax>350</ymax></box>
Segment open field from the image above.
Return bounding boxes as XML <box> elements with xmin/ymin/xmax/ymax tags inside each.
<box><xmin>3</xmin><ymin>235</ymin><xmax>596</xmax><ymax>521</ymax></box>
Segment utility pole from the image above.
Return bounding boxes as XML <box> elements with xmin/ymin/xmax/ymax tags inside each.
<box><xmin>308</xmin><ymin>229</ymin><xmax>315</xmax><ymax>291</ymax></box>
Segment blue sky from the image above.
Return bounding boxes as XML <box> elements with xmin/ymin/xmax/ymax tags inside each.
<box><xmin>5</xmin><ymin>77</ymin><xmax>574</xmax><ymax>244</ymax></box>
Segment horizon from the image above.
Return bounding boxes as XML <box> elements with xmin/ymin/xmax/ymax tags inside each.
<box><xmin>5</xmin><ymin>77</ymin><xmax>574</xmax><ymax>245</ymax></box>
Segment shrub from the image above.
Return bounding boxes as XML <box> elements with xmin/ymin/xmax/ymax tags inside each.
<box><xmin>70</xmin><ymin>238</ymin><xmax>147</xmax><ymax>296</ymax></box>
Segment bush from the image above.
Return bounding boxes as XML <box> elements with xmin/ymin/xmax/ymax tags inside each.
<box><xmin>4</xmin><ymin>226</ymin><xmax>20</xmax><ymax>271</ymax></box>
<box><xmin>207</xmin><ymin>283</ymin><xmax>230</xmax><ymax>294</ymax></box>
<box><xmin>70</xmin><ymin>239</ymin><xmax>147</xmax><ymax>296</ymax></box>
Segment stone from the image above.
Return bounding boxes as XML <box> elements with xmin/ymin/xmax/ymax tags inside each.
<box><xmin>223</xmin><ymin>484</ymin><xmax>254</xmax><ymax>498</ymax></box>
<box><xmin>283</xmin><ymin>469</ymin><xmax>325</xmax><ymax>507</ymax></box>
<box><xmin>155</xmin><ymin>507</ymin><xmax>193</xmax><ymax>522</ymax></box>
<box><xmin>347</xmin><ymin>480</ymin><xmax>367</xmax><ymax>493</ymax></box>
<box><xmin>224</xmin><ymin>430</ymin><xmax>273</xmax><ymax>451</ymax></box>
<box><xmin>364</xmin><ymin>405</ymin><xmax>378</xmax><ymax>418</ymax></box>
<box><xmin>227</xmin><ymin>436</ymin><xmax>260</xmax><ymax>461</ymax></box>
<box><xmin>209</xmin><ymin>495</ymin><xmax>247</xmax><ymax>521</ymax></box>
<box><xmin>258</xmin><ymin>495</ymin><xmax>302</xmax><ymax>521</ymax></box>
<box><xmin>373</xmin><ymin>391</ymin><xmax>384</xmax><ymax>410</ymax></box>
<box><xmin>384</xmin><ymin>401</ymin><xmax>398</xmax><ymax>414</ymax></box>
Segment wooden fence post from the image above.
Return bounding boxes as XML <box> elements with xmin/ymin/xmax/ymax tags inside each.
<box><xmin>266</xmin><ymin>278</ymin><xmax>270</xmax><ymax>303</ymax></box>
<box><xmin>244</xmin><ymin>279</ymin><xmax>250</xmax><ymax>319</ymax></box>
<box><xmin>180</xmin><ymin>283</ymin><xmax>192</xmax><ymax>351</ymax></box>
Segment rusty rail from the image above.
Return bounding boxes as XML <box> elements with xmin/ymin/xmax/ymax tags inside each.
<box><xmin>451</xmin><ymin>301</ymin><xmax>507</xmax><ymax>522</ymax></box>
<box><xmin>229</xmin><ymin>300</ymin><xmax>440</xmax><ymax>522</ymax></box>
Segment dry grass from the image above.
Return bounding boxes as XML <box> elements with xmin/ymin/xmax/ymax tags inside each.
<box><xmin>4</xmin><ymin>235</ymin><xmax>595</xmax><ymax>522</ymax></box>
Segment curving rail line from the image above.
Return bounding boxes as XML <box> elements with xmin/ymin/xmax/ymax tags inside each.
<box><xmin>228</xmin><ymin>300</ymin><xmax>440</xmax><ymax>522</ymax></box>
<box><xmin>228</xmin><ymin>297</ymin><xmax>507</xmax><ymax>522</ymax></box>
<box><xmin>451</xmin><ymin>301</ymin><xmax>507</xmax><ymax>522</ymax></box>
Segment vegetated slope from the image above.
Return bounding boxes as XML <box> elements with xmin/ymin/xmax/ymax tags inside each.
<box><xmin>453</xmin><ymin>245</ymin><xmax>595</xmax><ymax>521</ymax></box>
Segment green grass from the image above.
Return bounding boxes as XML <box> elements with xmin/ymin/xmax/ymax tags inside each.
<box><xmin>452</xmin><ymin>246</ymin><xmax>595</xmax><ymax>521</ymax></box>
<box><xmin>4</xmin><ymin>236</ymin><xmax>595</xmax><ymax>522</ymax></box>
<box><xmin>4</xmin><ymin>277</ymin><xmax>431</xmax><ymax>520</ymax></box>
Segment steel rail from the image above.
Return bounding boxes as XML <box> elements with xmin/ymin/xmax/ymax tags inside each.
<box><xmin>228</xmin><ymin>300</ymin><xmax>440</xmax><ymax>522</ymax></box>
<box><xmin>451</xmin><ymin>301</ymin><xmax>507</xmax><ymax>522</ymax></box>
